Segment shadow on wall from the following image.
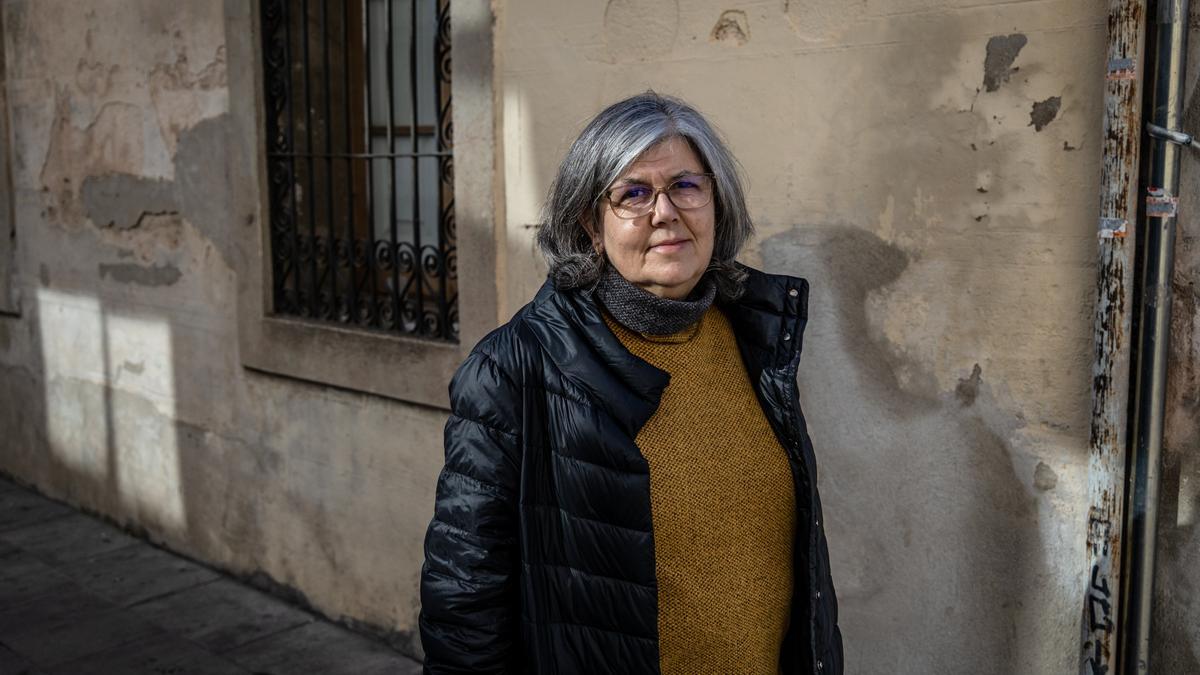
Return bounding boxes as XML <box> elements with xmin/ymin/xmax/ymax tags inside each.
<box><xmin>749</xmin><ymin>6</ymin><xmax>1077</xmax><ymax>672</ymax></box>
<box><xmin>761</xmin><ymin>225</ymin><xmax>1045</xmax><ymax>674</ymax></box>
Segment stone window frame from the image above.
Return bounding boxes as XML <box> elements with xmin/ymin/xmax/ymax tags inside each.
<box><xmin>227</xmin><ymin>0</ymin><xmax>498</xmax><ymax>409</ymax></box>
<box><xmin>0</xmin><ymin>3</ymin><xmax>17</xmax><ymax>317</ymax></box>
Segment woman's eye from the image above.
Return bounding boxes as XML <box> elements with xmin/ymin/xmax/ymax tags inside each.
<box><xmin>673</xmin><ymin>180</ymin><xmax>700</xmax><ymax>191</ymax></box>
<box><xmin>617</xmin><ymin>186</ymin><xmax>651</xmax><ymax>202</ymax></box>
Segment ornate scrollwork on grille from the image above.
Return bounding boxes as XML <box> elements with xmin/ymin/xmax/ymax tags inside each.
<box><xmin>373</xmin><ymin>239</ymin><xmax>394</xmax><ymax>270</ymax></box>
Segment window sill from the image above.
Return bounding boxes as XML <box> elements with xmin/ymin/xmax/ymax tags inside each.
<box><xmin>241</xmin><ymin>314</ymin><xmax>461</xmax><ymax>408</ymax></box>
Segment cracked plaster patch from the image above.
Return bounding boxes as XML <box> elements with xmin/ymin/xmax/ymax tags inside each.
<box><xmin>1033</xmin><ymin>461</ymin><xmax>1058</xmax><ymax>491</ymax></box>
<box><xmin>149</xmin><ymin>45</ymin><xmax>229</xmax><ymax>155</ymax></box>
<box><xmin>98</xmin><ymin>261</ymin><xmax>182</xmax><ymax>287</ymax></box>
<box><xmin>711</xmin><ymin>10</ymin><xmax>749</xmax><ymax>46</ymax></box>
<box><xmin>75</xmin><ymin>58</ymin><xmax>120</xmax><ymax>98</ymax></box>
<box><xmin>982</xmin><ymin>34</ymin><xmax>1027</xmax><ymax>92</ymax></box>
<box><xmin>1029</xmin><ymin>96</ymin><xmax>1061</xmax><ymax>131</ymax></box>
<box><xmin>39</xmin><ymin>94</ymin><xmax>146</xmax><ymax>230</ymax></box>
<box><xmin>81</xmin><ymin>175</ymin><xmax>176</xmax><ymax>230</ymax></box>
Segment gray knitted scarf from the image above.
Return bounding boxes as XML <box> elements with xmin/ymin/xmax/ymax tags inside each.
<box><xmin>595</xmin><ymin>265</ymin><xmax>717</xmax><ymax>336</ymax></box>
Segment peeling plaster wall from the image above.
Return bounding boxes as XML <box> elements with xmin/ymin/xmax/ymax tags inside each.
<box><xmin>0</xmin><ymin>0</ymin><xmax>442</xmax><ymax>657</ymax></box>
<box><xmin>499</xmin><ymin>0</ymin><xmax>1104</xmax><ymax>672</ymax></box>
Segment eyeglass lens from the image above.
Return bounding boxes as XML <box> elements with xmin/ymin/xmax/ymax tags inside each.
<box><xmin>608</xmin><ymin>175</ymin><xmax>712</xmax><ymax>217</ymax></box>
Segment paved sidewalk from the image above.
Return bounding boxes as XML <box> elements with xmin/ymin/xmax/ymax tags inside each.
<box><xmin>0</xmin><ymin>475</ymin><xmax>422</xmax><ymax>675</ymax></box>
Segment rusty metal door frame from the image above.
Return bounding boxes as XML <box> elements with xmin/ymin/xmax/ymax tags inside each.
<box><xmin>1083</xmin><ymin>0</ymin><xmax>1190</xmax><ymax>673</ymax></box>
<box><xmin>1082</xmin><ymin>0</ymin><xmax>1146</xmax><ymax>671</ymax></box>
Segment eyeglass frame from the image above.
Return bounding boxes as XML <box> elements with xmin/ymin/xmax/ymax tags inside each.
<box><xmin>597</xmin><ymin>172</ymin><xmax>717</xmax><ymax>220</ymax></box>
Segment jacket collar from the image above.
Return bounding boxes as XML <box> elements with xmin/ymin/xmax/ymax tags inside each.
<box><xmin>718</xmin><ymin>263</ymin><xmax>809</xmax><ymax>386</ymax></box>
<box><xmin>523</xmin><ymin>265</ymin><xmax>809</xmax><ymax>435</ymax></box>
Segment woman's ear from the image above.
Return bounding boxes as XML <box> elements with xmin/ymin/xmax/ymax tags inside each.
<box><xmin>583</xmin><ymin>217</ymin><xmax>603</xmax><ymax>255</ymax></box>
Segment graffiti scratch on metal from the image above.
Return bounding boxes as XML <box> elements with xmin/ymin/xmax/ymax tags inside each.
<box><xmin>1083</xmin><ymin>505</ymin><xmax>1119</xmax><ymax>673</ymax></box>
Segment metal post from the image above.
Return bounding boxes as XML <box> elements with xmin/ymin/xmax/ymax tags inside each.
<box><xmin>301</xmin><ymin>0</ymin><xmax>319</xmax><ymax>318</ymax></box>
<box><xmin>342</xmin><ymin>0</ymin><xmax>357</xmax><ymax>323</ymax></box>
<box><xmin>435</xmin><ymin>0</ymin><xmax>450</xmax><ymax>339</ymax></box>
<box><xmin>409</xmin><ymin>0</ymin><xmax>423</xmax><ymax>335</ymax></box>
<box><xmin>1120</xmin><ymin>0</ymin><xmax>1189</xmax><ymax>671</ymax></box>
<box><xmin>1081</xmin><ymin>1</ymin><xmax>1146</xmax><ymax>673</ymax></box>
<box><xmin>386</xmin><ymin>0</ymin><xmax>400</xmax><ymax>329</ymax></box>
<box><xmin>322</xmin><ymin>0</ymin><xmax>337</xmax><ymax>315</ymax></box>
<box><xmin>364</xmin><ymin>0</ymin><xmax>379</xmax><ymax>328</ymax></box>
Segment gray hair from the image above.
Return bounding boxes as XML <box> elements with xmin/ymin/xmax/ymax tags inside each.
<box><xmin>535</xmin><ymin>92</ymin><xmax>753</xmax><ymax>301</ymax></box>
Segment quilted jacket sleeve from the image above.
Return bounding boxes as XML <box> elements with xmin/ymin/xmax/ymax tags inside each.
<box><xmin>420</xmin><ymin>350</ymin><xmax>523</xmax><ymax>674</ymax></box>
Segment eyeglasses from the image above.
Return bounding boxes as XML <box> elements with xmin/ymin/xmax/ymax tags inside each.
<box><xmin>601</xmin><ymin>173</ymin><xmax>715</xmax><ymax>219</ymax></box>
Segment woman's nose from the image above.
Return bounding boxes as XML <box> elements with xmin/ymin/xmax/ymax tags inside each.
<box><xmin>650</xmin><ymin>190</ymin><xmax>678</xmax><ymax>225</ymax></box>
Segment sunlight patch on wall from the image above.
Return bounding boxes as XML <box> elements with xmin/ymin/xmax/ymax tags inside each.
<box><xmin>36</xmin><ymin>287</ymin><xmax>187</xmax><ymax>532</ymax></box>
<box><xmin>502</xmin><ymin>81</ymin><xmax>540</xmax><ymax>229</ymax></box>
<box><xmin>103</xmin><ymin>311</ymin><xmax>186</xmax><ymax>532</ymax></box>
<box><xmin>1178</xmin><ymin>471</ymin><xmax>1197</xmax><ymax>528</ymax></box>
<box><xmin>37</xmin><ymin>288</ymin><xmax>110</xmax><ymax>483</ymax></box>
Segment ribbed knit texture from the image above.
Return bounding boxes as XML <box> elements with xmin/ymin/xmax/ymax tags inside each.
<box><xmin>596</xmin><ymin>266</ymin><xmax>717</xmax><ymax>336</ymax></box>
<box><xmin>604</xmin><ymin>306</ymin><xmax>796</xmax><ymax>675</ymax></box>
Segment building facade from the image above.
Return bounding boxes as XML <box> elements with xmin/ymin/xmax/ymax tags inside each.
<box><xmin>1</xmin><ymin>0</ymin><xmax>1199</xmax><ymax>672</ymax></box>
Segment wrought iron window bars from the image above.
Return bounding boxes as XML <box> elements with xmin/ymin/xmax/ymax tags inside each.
<box><xmin>260</xmin><ymin>0</ymin><xmax>457</xmax><ymax>341</ymax></box>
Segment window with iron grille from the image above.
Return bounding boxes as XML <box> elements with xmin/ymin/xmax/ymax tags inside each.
<box><xmin>259</xmin><ymin>0</ymin><xmax>456</xmax><ymax>341</ymax></box>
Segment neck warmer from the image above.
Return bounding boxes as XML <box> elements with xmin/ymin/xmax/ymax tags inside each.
<box><xmin>595</xmin><ymin>265</ymin><xmax>717</xmax><ymax>336</ymax></box>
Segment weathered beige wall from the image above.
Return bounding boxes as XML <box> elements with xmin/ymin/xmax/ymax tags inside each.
<box><xmin>9</xmin><ymin>0</ymin><xmax>1200</xmax><ymax>672</ymax></box>
<box><xmin>0</xmin><ymin>0</ymin><xmax>443</xmax><ymax>657</ymax></box>
<box><xmin>498</xmin><ymin>0</ymin><xmax>1104</xmax><ymax>672</ymax></box>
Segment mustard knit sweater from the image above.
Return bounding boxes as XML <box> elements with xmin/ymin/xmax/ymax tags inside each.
<box><xmin>604</xmin><ymin>306</ymin><xmax>796</xmax><ymax>674</ymax></box>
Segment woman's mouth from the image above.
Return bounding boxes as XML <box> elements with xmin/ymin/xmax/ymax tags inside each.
<box><xmin>649</xmin><ymin>239</ymin><xmax>689</xmax><ymax>253</ymax></box>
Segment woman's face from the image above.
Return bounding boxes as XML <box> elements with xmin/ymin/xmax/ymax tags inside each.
<box><xmin>595</xmin><ymin>137</ymin><xmax>715</xmax><ymax>300</ymax></box>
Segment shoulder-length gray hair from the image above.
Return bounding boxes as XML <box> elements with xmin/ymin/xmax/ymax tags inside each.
<box><xmin>535</xmin><ymin>92</ymin><xmax>752</xmax><ymax>301</ymax></box>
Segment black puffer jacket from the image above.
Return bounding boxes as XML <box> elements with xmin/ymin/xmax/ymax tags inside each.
<box><xmin>420</xmin><ymin>266</ymin><xmax>843</xmax><ymax>674</ymax></box>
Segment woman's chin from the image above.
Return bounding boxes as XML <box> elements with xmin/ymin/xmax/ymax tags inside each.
<box><xmin>639</xmin><ymin>274</ymin><xmax>703</xmax><ymax>299</ymax></box>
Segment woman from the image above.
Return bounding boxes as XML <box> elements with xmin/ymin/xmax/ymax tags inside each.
<box><xmin>420</xmin><ymin>92</ymin><xmax>842</xmax><ymax>674</ymax></box>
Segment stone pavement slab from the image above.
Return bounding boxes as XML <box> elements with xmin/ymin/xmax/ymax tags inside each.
<box><xmin>0</xmin><ymin>577</ymin><xmax>112</xmax><ymax>637</ymax></box>
<box><xmin>2</xmin><ymin>605</ymin><xmax>164</xmax><ymax>668</ymax></box>
<box><xmin>0</xmin><ymin>491</ymin><xmax>72</xmax><ymax>533</ymax></box>
<box><xmin>0</xmin><ymin>478</ymin><xmax>424</xmax><ymax>674</ymax></box>
<box><xmin>46</xmin><ymin>633</ymin><xmax>249</xmax><ymax>675</ymax></box>
<box><xmin>129</xmin><ymin>578</ymin><xmax>313</xmax><ymax>654</ymax></box>
<box><xmin>0</xmin><ymin>540</ymin><xmax>61</xmax><ymax>590</ymax></box>
<box><xmin>0</xmin><ymin>512</ymin><xmax>141</xmax><ymax>567</ymax></box>
<box><xmin>225</xmin><ymin>620</ymin><xmax>424</xmax><ymax>675</ymax></box>
<box><xmin>0</xmin><ymin>642</ymin><xmax>37</xmax><ymax>675</ymax></box>
<box><xmin>57</xmin><ymin>541</ymin><xmax>220</xmax><ymax>608</ymax></box>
